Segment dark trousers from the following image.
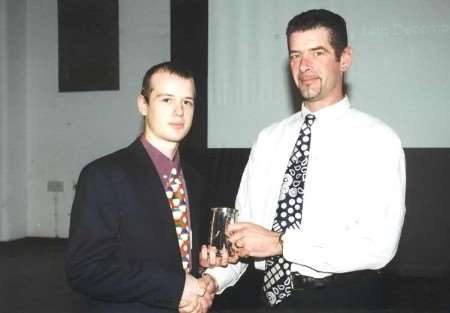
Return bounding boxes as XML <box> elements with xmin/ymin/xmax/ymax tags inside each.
<box><xmin>264</xmin><ymin>274</ymin><xmax>386</xmax><ymax>310</ymax></box>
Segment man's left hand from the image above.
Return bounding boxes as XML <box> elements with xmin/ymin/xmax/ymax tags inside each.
<box><xmin>227</xmin><ymin>222</ymin><xmax>282</xmax><ymax>258</ymax></box>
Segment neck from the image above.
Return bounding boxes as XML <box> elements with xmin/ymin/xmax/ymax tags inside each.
<box><xmin>144</xmin><ymin>134</ymin><xmax>178</xmax><ymax>160</ymax></box>
<box><xmin>304</xmin><ymin>94</ymin><xmax>345</xmax><ymax>112</ymax></box>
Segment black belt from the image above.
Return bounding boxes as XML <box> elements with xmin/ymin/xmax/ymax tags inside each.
<box><xmin>290</xmin><ymin>270</ymin><xmax>380</xmax><ymax>290</ymax></box>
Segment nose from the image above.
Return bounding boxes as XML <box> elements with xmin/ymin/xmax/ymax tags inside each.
<box><xmin>174</xmin><ymin>101</ymin><xmax>184</xmax><ymax>116</ymax></box>
<box><xmin>299</xmin><ymin>56</ymin><xmax>312</xmax><ymax>73</ymax></box>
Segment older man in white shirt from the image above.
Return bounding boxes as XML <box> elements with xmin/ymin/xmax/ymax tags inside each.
<box><xmin>201</xmin><ymin>9</ymin><xmax>405</xmax><ymax>310</ymax></box>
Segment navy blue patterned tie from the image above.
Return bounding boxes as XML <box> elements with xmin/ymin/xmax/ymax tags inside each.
<box><xmin>263</xmin><ymin>114</ymin><xmax>315</xmax><ymax>306</ymax></box>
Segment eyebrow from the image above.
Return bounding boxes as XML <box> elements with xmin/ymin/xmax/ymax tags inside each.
<box><xmin>156</xmin><ymin>93</ymin><xmax>174</xmax><ymax>97</ymax></box>
<box><xmin>310</xmin><ymin>46</ymin><xmax>329</xmax><ymax>52</ymax></box>
<box><xmin>289</xmin><ymin>45</ymin><xmax>330</xmax><ymax>54</ymax></box>
<box><xmin>156</xmin><ymin>93</ymin><xmax>194</xmax><ymax>100</ymax></box>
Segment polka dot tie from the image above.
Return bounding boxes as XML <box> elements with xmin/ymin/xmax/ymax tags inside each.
<box><xmin>263</xmin><ymin>114</ymin><xmax>316</xmax><ymax>306</ymax></box>
<box><xmin>165</xmin><ymin>168</ymin><xmax>191</xmax><ymax>272</ymax></box>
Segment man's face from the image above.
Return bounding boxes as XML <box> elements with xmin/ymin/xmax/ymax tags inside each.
<box><xmin>138</xmin><ymin>71</ymin><xmax>194</xmax><ymax>148</ymax></box>
<box><xmin>288</xmin><ymin>27</ymin><xmax>351</xmax><ymax>110</ymax></box>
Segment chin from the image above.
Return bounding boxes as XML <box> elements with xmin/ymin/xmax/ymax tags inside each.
<box><xmin>300</xmin><ymin>88</ymin><xmax>321</xmax><ymax>100</ymax></box>
<box><xmin>301</xmin><ymin>93</ymin><xmax>317</xmax><ymax>100</ymax></box>
<box><xmin>169</xmin><ymin>132</ymin><xmax>189</xmax><ymax>143</ymax></box>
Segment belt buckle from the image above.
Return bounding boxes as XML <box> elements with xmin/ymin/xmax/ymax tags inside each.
<box><xmin>290</xmin><ymin>273</ymin><xmax>330</xmax><ymax>290</ymax></box>
<box><xmin>290</xmin><ymin>273</ymin><xmax>305</xmax><ymax>290</ymax></box>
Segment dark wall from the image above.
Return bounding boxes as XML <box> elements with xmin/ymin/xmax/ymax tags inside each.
<box><xmin>171</xmin><ymin>0</ymin><xmax>208</xmax><ymax>150</ymax></box>
<box><xmin>388</xmin><ymin>148</ymin><xmax>450</xmax><ymax>276</ymax></box>
<box><xmin>183</xmin><ymin>147</ymin><xmax>450</xmax><ymax>310</ymax></box>
<box><xmin>184</xmin><ymin>148</ymin><xmax>450</xmax><ymax>277</ymax></box>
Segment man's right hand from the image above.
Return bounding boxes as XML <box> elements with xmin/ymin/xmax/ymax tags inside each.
<box><xmin>198</xmin><ymin>274</ymin><xmax>218</xmax><ymax>312</ymax></box>
<box><xmin>199</xmin><ymin>245</ymin><xmax>240</xmax><ymax>268</ymax></box>
<box><xmin>179</xmin><ymin>274</ymin><xmax>205</xmax><ymax>313</ymax></box>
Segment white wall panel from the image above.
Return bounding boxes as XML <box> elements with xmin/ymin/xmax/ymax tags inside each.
<box><xmin>24</xmin><ymin>0</ymin><xmax>170</xmax><ymax>238</ymax></box>
<box><xmin>0</xmin><ymin>0</ymin><xmax>8</xmax><ymax>240</ymax></box>
<box><xmin>0</xmin><ymin>0</ymin><xmax>169</xmax><ymax>240</ymax></box>
<box><xmin>0</xmin><ymin>0</ymin><xmax>29</xmax><ymax>241</ymax></box>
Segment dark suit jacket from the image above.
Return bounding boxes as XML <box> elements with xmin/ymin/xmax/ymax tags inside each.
<box><xmin>65</xmin><ymin>139</ymin><xmax>206</xmax><ymax>313</ymax></box>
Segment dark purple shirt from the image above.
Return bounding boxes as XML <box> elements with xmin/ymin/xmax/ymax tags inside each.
<box><xmin>140</xmin><ymin>135</ymin><xmax>183</xmax><ymax>187</ymax></box>
<box><xmin>139</xmin><ymin>135</ymin><xmax>192</xmax><ymax>270</ymax></box>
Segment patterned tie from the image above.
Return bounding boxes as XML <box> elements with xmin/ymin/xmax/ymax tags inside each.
<box><xmin>165</xmin><ymin>167</ymin><xmax>191</xmax><ymax>272</ymax></box>
<box><xmin>263</xmin><ymin>114</ymin><xmax>316</xmax><ymax>306</ymax></box>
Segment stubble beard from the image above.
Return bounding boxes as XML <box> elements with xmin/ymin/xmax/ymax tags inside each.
<box><xmin>299</xmin><ymin>79</ymin><xmax>322</xmax><ymax>101</ymax></box>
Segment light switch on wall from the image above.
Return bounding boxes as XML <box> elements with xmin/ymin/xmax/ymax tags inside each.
<box><xmin>47</xmin><ymin>180</ymin><xmax>64</xmax><ymax>192</ymax></box>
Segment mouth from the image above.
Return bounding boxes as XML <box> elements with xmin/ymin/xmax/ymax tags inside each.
<box><xmin>169</xmin><ymin>122</ymin><xmax>185</xmax><ymax>129</ymax></box>
<box><xmin>299</xmin><ymin>76</ymin><xmax>319</xmax><ymax>85</ymax></box>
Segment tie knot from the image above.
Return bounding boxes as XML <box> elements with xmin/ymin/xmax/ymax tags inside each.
<box><xmin>304</xmin><ymin>114</ymin><xmax>315</xmax><ymax>126</ymax></box>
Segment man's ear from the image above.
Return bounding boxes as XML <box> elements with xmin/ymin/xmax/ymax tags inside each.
<box><xmin>340</xmin><ymin>47</ymin><xmax>352</xmax><ymax>72</ymax></box>
<box><xmin>137</xmin><ymin>95</ymin><xmax>148</xmax><ymax>116</ymax></box>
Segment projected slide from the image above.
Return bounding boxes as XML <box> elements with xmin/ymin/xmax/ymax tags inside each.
<box><xmin>208</xmin><ymin>0</ymin><xmax>450</xmax><ymax>148</ymax></box>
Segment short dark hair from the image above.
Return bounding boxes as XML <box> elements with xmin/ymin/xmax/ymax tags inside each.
<box><xmin>140</xmin><ymin>61</ymin><xmax>195</xmax><ymax>103</ymax></box>
<box><xmin>286</xmin><ymin>9</ymin><xmax>348</xmax><ymax>60</ymax></box>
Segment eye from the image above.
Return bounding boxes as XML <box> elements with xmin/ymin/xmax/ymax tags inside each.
<box><xmin>289</xmin><ymin>53</ymin><xmax>300</xmax><ymax>60</ymax></box>
<box><xmin>161</xmin><ymin>97</ymin><xmax>172</xmax><ymax>103</ymax></box>
<box><xmin>183</xmin><ymin>100</ymin><xmax>194</xmax><ymax>106</ymax></box>
<box><xmin>313</xmin><ymin>50</ymin><xmax>325</xmax><ymax>57</ymax></box>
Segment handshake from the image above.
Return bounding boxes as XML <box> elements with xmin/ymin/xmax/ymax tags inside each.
<box><xmin>179</xmin><ymin>221</ymin><xmax>282</xmax><ymax>313</ymax></box>
<box><xmin>179</xmin><ymin>205</ymin><xmax>282</xmax><ymax>313</ymax></box>
<box><xmin>178</xmin><ymin>207</ymin><xmax>238</xmax><ymax>313</ymax></box>
<box><xmin>179</xmin><ymin>273</ymin><xmax>217</xmax><ymax>313</ymax></box>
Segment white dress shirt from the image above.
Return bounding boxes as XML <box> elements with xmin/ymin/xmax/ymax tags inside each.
<box><xmin>207</xmin><ymin>96</ymin><xmax>406</xmax><ymax>293</ymax></box>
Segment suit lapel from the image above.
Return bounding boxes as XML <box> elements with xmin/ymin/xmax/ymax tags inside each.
<box><xmin>125</xmin><ymin>140</ymin><xmax>182</xmax><ymax>264</ymax></box>
<box><xmin>124</xmin><ymin>139</ymin><xmax>204</xmax><ymax>275</ymax></box>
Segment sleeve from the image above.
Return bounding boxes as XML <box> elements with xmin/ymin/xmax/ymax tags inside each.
<box><xmin>204</xmin><ymin>262</ymin><xmax>248</xmax><ymax>294</ymax></box>
<box><xmin>204</xmin><ymin>138</ymin><xmax>263</xmax><ymax>293</ymax></box>
<box><xmin>283</xmin><ymin>135</ymin><xmax>406</xmax><ymax>273</ymax></box>
<box><xmin>65</xmin><ymin>164</ymin><xmax>185</xmax><ymax>309</ymax></box>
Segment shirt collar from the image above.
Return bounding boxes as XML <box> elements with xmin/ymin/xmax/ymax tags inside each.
<box><xmin>139</xmin><ymin>134</ymin><xmax>181</xmax><ymax>178</ymax></box>
<box><xmin>301</xmin><ymin>96</ymin><xmax>351</xmax><ymax>124</ymax></box>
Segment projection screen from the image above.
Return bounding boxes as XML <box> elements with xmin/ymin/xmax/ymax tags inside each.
<box><xmin>208</xmin><ymin>0</ymin><xmax>450</xmax><ymax>148</ymax></box>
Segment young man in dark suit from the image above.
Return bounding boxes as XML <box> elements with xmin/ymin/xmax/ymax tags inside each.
<box><xmin>66</xmin><ymin>62</ymin><xmax>216</xmax><ymax>313</ymax></box>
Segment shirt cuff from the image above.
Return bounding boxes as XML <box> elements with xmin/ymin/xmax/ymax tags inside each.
<box><xmin>204</xmin><ymin>262</ymin><xmax>248</xmax><ymax>294</ymax></box>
